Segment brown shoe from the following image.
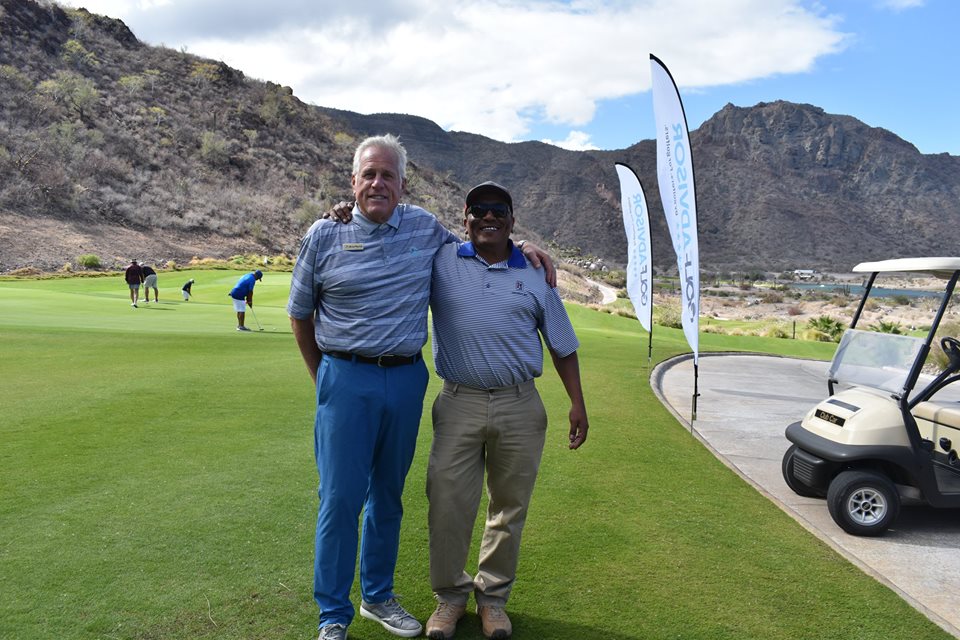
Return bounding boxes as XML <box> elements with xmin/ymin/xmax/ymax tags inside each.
<box><xmin>426</xmin><ymin>601</ymin><xmax>466</xmax><ymax>639</ymax></box>
<box><xmin>478</xmin><ymin>605</ymin><xmax>511</xmax><ymax>639</ymax></box>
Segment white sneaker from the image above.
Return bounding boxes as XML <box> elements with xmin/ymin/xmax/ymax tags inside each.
<box><xmin>360</xmin><ymin>598</ymin><xmax>422</xmax><ymax>637</ymax></box>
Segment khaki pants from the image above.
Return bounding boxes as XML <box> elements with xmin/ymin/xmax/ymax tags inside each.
<box><xmin>427</xmin><ymin>379</ymin><xmax>547</xmax><ymax>607</ymax></box>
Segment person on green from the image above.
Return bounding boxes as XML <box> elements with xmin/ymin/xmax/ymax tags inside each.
<box><xmin>124</xmin><ymin>259</ymin><xmax>143</xmax><ymax>308</ymax></box>
<box><xmin>229</xmin><ymin>270</ymin><xmax>262</xmax><ymax>331</ymax></box>
<box><xmin>141</xmin><ymin>264</ymin><xmax>159</xmax><ymax>303</ymax></box>
<box><xmin>182</xmin><ymin>278</ymin><xmax>195</xmax><ymax>301</ymax></box>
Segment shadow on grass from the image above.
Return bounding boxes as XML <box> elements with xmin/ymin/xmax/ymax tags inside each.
<box><xmin>349</xmin><ymin>612</ymin><xmax>640</xmax><ymax>640</ymax></box>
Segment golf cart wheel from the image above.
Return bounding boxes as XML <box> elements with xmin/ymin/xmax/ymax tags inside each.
<box><xmin>826</xmin><ymin>470</ymin><xmax>900</xmax><ymax>536</ymax></box>
<box><xmin>781</xmin><ymin>445</ymin><xmax>824</xmax><ymax>498</ymax></box>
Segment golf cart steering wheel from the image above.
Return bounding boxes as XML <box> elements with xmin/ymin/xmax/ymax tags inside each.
<box><xmin>941</xmin><ymin>336</ymin><xmax>960</xmax><ymax>370</ymax></box>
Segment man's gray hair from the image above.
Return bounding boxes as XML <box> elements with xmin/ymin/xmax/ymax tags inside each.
<box><xmin>352</xmin><ymin>134</ymin><xmax>408</xmax><ymax>179</ymax></box>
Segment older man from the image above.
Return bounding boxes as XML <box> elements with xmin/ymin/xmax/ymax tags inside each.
<box><xmin>288</xmin><ymin>136</ymin><xmax>552</xmax><ymax>640</ymax></box>
<box><xmin>424</xmin><ymin>182</ymin><xmax>588</xmax><ymax>640</ymax></box>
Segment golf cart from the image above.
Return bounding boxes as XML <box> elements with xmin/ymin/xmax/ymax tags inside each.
<box><xmin>782</xmin><ymin>257</ymin><xmax>960</xmax><ymax>536</ymax></box>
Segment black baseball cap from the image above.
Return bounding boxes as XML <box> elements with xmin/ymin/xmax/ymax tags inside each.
<box><xmin>465</xmin><ymin>181</ymin><xmax>513</xmax><ymax>211</ymax></box>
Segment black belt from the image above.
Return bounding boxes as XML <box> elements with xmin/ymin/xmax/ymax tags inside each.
<box><xmin>324</xmin><ymin>351</ymin><xmax>422</xmax><ymax>367</ymax></box>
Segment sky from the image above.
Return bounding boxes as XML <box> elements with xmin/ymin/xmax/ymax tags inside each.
<box><xmin>58</xmin><ymin>0</ymin><xmax>958</xmax><ymax>154</ymax></box>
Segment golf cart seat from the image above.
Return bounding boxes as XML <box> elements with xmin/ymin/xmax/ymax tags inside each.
<box><xmin>914</xmin><ymin>401</ymin><xmax>960</xmax><ymax>431</ymax></box>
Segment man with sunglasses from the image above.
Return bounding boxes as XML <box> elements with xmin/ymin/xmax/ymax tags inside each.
<box><xmin>288</xmin><ymin>137</ymin><xmax>555</xmax><ymax>640</ymax></box>
<box><xmin>424</xmin><ymin>182</ymin><xmax>588</xmax><ymax>640</ymax></box>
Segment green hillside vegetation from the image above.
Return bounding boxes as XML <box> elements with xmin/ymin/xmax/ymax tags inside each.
<box><xmin>0</xmin><ymin>0</ymin><xmax>468</xmax><ymax>269</ymax></box>
<box><xmin>0</xmin><ymin>273</ymin><xmax>949</xmax><ymax>639</ymax></box>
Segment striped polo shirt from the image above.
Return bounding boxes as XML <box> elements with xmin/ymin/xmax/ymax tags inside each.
<box><xmin>430</xmin><ymin>241</ymin><xmax>580</xmax><ymax>389</ymax></box>
<box><xmin>287</xmin><ymin>203</ymin><xmax>456</xmax><ymax>357</ymax></box>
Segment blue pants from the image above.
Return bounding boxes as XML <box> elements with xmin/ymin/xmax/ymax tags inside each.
<box><xmin>313</xmin><ymin>354</ymin><xmax>429</xmax><ymax>628</ymax></box>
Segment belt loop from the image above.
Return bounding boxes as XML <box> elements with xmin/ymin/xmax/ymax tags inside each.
<box><xmin>452</xmin><ymin>383</ymin><xmax>459</xmax><ymax>396</ymax></box>
<box><xmin>515</xmin><ymin>384</ymin><xmax>521</xmax><ymax>397</ymax></box>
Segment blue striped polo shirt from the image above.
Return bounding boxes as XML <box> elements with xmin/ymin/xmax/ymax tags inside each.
<box><xmin>430</xmin><ymin>241</ymin><xmax>580</xmax><ymax>389</ymax></box>
<box><xmin>287</xmin><ymin>203</ymin><xmax>456</xmax><ymax>357</ymax></box>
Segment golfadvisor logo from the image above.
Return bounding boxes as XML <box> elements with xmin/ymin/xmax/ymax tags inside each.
<box><xmin>342</xmin><ymin>243</ymin><xmax>364</xmax><ymax>251</ymax></box>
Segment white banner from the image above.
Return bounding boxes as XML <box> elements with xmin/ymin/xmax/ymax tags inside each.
<box><xmin>650</xmin><ymin>54</ymin><xmax>700</xmax><ymax>364</ymax></box>
<box><xmin>615</xmin><ymin>163</ymin><xmax>653</xmax><ymax>333</ymax></box>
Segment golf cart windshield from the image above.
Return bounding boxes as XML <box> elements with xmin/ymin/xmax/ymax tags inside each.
<box><xmin>828</xmin><ymin>329</ymin><xmax>925</xmax><ymax>395</ymax></box>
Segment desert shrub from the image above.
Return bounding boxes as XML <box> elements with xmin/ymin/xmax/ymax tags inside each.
<box><xmin>928</xmin><ymin>320</ymin><xmax>960</xmax><ymax>371</ymax></box>
<box><xmin>270</xmin><ymin>254</ymin><xmax>295</xmax><ymax>267</ymax></box>
<box><xmin>786</xmin><ymin>305</ymin><xmax>804</xmax><ymax>316</ymax></box>
<box><xmin>600</xmin><ymin>270</ymin><xmax>626</xmax><ymax>289</ymax></box>
<box><xmin>199</xmin><ymin>131</ymin><xmax>230</xmax><ymax>166</ymax></box>
<box><xmin>9</xmin><ymin>267</ymin><xmax>43</xmax><ymax>276</ymax></box>
<box><xmin>333</xmin><ymin>132</ymin><xmax>355</xmax><ymax>147</ymax></box>
<box><xmin>60</xmin><ymin>262</ymin><xmax>72</xmax><ymax>272</ymax></box>
<box><xmin>763</xmin><ymin>324</ymin><xmax>792</xmax><ymax>339</ymax></box>
<box><xmin>610</xmin><ymin>308</ymin><xmax>637</xmax><ymax>320</ymax></box>
<box><xmin>760</xmin><ymin>292</ymin><xmax>783</xmax><ymax>304</ymax></box>
<box><xmin>295</xmin><ymin>200</ymin><xmax>323</xmax><ymax>225</ymax></box>
<box><xmin>654</xmin><ymin>305</ymin><xmax>682</xmax><ymax>329</ymax></box>
<box><xmin>702</xmin><ymin>324</ymin><xmax>727</xmax><ymax>334</ymax></box>
<box><xmin>76</xmin><ymin>254</ymin><xmax>101</xmax><ymax>268</ymax></box>
<box><xmin>890</xmin><ymin>294</ymin><xmax>912</xmax><ymax>306</ymax></box>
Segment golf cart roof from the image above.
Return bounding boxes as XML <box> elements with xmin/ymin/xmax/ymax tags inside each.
<box><xmin>853</xmin><ymin>257</ymin><xmax>960</xmax><ymax>278</ymax></box>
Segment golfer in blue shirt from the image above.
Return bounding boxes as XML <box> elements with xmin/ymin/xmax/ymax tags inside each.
<box><xmin>229</xmin><ymin>270</ymin><xmax>261</xmax><ymax>331</ymax></box>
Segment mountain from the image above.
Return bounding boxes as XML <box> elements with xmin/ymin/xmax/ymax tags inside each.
<box><xmin>2</xmin><ymin>0</ymin><xmax>959</xmax><ymax>274</ymax></box>
<box><xmin>320</xmin><ymin>102</ymin><xmax>960</xmax><ymax>273</ymax></box>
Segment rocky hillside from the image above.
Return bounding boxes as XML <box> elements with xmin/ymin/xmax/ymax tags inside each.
<box><xmin>0</xmin><ymin>0</ymin><xmax>472</xmax><ymax>271</ymax></box>
<box><xmin>2</xmin><ymin>0</ymin><xmax>960</xmax><ymax>274</ymax></box>
<box><xmin>324</xmin><ymin>102</ymin><xmax>960</xmax><ymax>272</ymax></box>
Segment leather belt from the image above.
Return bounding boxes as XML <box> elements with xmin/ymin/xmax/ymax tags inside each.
<box><xmin>324</xmin><ymin>350</ymin><xmax>422</xmax><ymax>367</ymax></box>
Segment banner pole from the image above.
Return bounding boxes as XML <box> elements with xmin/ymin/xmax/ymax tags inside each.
<box><xmin>691</xmin><ymin>362</ymin><xmax>700</xmax><ymax>429</ymax></box>
<box><xmin>647</xmin><ymin>324</ymin><xmax>653</xmax><ymax>364</ymax></box>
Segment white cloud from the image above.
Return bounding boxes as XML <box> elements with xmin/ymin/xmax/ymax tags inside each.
<box><xmin>877</xmin><ymin>0</ymin><xmax>924</xmax><ymax>10</ymax></box>
<box><xmin>60</xmin><ymin>0</ymin><xmax>848</xmax><ymax>143</ymax></box>
<box><xmin>541</xmin><ymin>131</ymin><xmax>599</xmax><ymax>151</ymax></box>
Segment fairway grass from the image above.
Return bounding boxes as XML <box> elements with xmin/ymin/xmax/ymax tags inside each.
<box><xmin>0</xmin><ymin>272</ymin><xmax>950</xmax><ymax>639</ymax></box>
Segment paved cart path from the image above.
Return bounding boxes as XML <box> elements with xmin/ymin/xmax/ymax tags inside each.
<box><xmin>653</xmin><ymin>353</ymin><xmax>960</xmax><ymax>639</ymax></box>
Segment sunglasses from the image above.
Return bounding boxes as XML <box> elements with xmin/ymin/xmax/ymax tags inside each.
<box><xmin>468</xmin><ymin>203</ymin><xmax>511</xmax><ymax>219</ymax></box>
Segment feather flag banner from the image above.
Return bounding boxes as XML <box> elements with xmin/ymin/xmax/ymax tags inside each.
<box><xmin>650</xmin><ymin>54</ymin><xmax>700</xmax><ymax>366</ymax></box>
<box><xmin>615</xmin><ymin>162</ymin><xmax>653</xmax><ymax>343</ymax></box>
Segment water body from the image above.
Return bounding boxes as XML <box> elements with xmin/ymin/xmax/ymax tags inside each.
<box><xmin>788</xmin><ymin>282</ymin><xmax>942</xmax><ymax>299</ymax></box>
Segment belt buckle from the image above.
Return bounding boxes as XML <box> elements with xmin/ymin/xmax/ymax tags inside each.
<box><xmin>377</xmin><ymin>355</ymin><xmax>389</xmax><ymax>367</ymax></box>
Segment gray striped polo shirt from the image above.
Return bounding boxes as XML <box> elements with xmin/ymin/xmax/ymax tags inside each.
<box><xmin>430</xmin><ymin>241</ymin><xmax>580</xmax><ymax>389</ymax></box>
<box><xmin>287</xmin><ymin>203</ymin><xmax>456</xmax><ymax>357</ymax></box>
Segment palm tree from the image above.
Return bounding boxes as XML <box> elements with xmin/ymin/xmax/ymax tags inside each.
<box><xmin>805</xmin><ymin>315</ymin><xmax>845</xmax><ymax>342</ymax></box>
<box><xmin>869</xmin><ymin>320</ymin><xmax>905</xmax><ymax>334</ymax></box>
